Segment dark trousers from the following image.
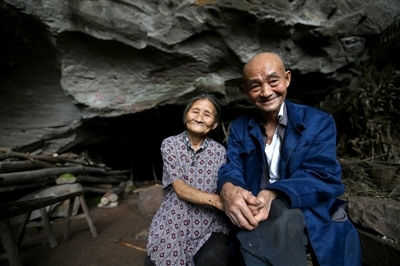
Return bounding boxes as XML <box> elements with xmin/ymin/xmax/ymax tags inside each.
<box><xmin>236</xmin><ymin>198</ymin><xmax>309</xmax><ymax>266</ymax></box>
<box><xmin>144</xmin><ymin>232</ymin><xmax>230</xmax><ymax>266</ymax></box>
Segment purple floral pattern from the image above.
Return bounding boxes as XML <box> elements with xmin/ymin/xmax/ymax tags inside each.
<box><xmin>146</xmin><ymin>133</ymin><xmax>230</xmax><ymax>266</ymax></box>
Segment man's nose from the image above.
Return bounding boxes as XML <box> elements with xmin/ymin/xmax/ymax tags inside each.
<box><xmin>260</xmin><ymin>83</ymin><xmax>272</xmax><ymax>97</ymax></box>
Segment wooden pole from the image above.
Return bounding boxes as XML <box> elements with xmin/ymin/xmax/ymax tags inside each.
<box><xmin>78</xmin><ymin>195</ymin><xmax>98</xmax><ymax>238</ymax></box>
<box><xmin>0</xmin><ymin>219</ymin><xmax>23</xmax><ymax>266</ymax></box>
<box><xmin>39</xmin><ymin>208</ymin><xmax>58</xmax><ymax>248</ymax></box>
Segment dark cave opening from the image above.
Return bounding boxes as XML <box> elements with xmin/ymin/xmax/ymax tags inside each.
<box><xmin>68</xmin><ymin>104</ymin><xmax>233</xmax><ymax>183</ymax></box>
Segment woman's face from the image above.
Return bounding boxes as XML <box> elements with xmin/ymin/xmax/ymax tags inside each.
<box><xmin>185</xmin><ymin>98</ymin><xmax>218</xmax><ymax>136</ymax></box>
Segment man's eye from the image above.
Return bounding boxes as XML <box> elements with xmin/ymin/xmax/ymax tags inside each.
<box><xmin>249</xmin><ymin>86</ymin><xmax>260</xmax><ymax>92</ymax></box>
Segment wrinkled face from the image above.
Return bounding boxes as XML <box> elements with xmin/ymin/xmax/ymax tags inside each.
<box><xmin>185</xmin><ymin>99</ymin><xmax>218</xmax><ymax>136</ymax></box>
<box><xmin>243</xmin><ymin>53</ymin><xmax>291</xmax><ymax>116</ymax></box>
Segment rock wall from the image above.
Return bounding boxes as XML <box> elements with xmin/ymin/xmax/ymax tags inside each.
<box><xmin>1</xmin><ymin>0</ymin><xmax>399</xmax><ymax>172</ymax></box>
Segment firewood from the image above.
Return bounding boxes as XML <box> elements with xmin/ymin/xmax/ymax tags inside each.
<box><xmin>90</xmin><ymin>184</ymin><xmax>113</xmax><ymax>189</ymax></box>
<box><xmin>0</xmin><ymin>180</ymin><xmax>53</xmax><ymax>192</ymax></box>
<box><xmin>0</xmin><ymin>160</ymin><xmax>56</xmax><ymax>173</ymax></box>
<box><xmin>99</xmin><ymin>182</ymin><xmax>128</xmax><ymax>206</ymax></box>
<box><xmin>82</xmin><ymin>186</ymin><xmax>109</xmax><ymax>194</ymax></box>
<box><xmin>0</xmin><ymin>150</ymin><xmax>80</xmax><ymax>163</ymax></box>
<box><xmin>0</xmin><ymin>165</ymin><xmax>114</xmax><ymax>186</ymax></box>
<box><xmin>74</xmin><ymin>175</ymin><xmax>129</xmax><ymax>184</ymax></box>
<box><xmin>0</xmin><ymin>151</ymin><xmax>31</xmax><ymax>161</ymax></box>
<box><xmin>100</xmin><ymin>191</ymin><xmax>119</xmax><ymax>206</ymax></box>
<box><xmin>111</xmin><ymin>181</ymin><xmax>128</xmax><ymax>195</ymax></box>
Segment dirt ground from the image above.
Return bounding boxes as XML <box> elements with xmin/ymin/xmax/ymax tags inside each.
<box><xmin>1</xmin><ymin>192</ymin><xmax>153</xmax><ymax>266</ymax></box>
<box><xmin>1</xmin><ymin>190</ymin><xmax>315</xmax><ymax>266</ymax></box>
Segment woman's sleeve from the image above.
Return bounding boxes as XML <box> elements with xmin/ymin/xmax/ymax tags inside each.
<box><xmin>160</xmin><ymin>137</ymin><xmax>185</xmax><ymax>189</ymax></box>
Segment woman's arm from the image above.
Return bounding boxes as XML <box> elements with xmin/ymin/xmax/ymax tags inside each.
<box><xmin>172</xmin><ymin>179</ymin><xmax>224</xmax><ymax>211</ymax></box>
<box><xmin>161</xmin><ymin>136</ymin><xmax>225</xmax><ymax>211</ymax></box>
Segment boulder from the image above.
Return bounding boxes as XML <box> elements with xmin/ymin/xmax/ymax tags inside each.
<box><xmin>135</xmin><ymin>184</ymin><xmax>164</xmax><ymax>216</ymax></box>
<box><xmin>346</xmin><ymin>196</ymin><xmax>400</xmax><ymax>243</ymax></box>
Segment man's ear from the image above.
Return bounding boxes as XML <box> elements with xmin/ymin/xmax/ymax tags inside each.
<box><xmin>285</xmin><ymin>70</ymin><xmax>291</xmax><ymax>87</ymax></box>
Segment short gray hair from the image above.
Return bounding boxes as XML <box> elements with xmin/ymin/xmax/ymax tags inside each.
<box><xmin>182</xmin><ymin>93</ymin><xmax>222</xmax><ymax>128</ymax></box>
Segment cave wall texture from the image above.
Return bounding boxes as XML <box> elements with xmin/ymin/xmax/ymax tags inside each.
<box><xmin>1</xmin><ymin>0</ymin><xmax>399</xmax><ymax>175</ymax></box>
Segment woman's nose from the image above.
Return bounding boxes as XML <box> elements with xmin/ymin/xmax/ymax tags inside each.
<box><xmin>195</xmin><ymin>114</ymin><xmax>203</xmax><ymax>121</ymax></box>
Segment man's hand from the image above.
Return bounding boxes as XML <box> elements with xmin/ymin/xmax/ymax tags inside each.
<box><xmin>220</xmin><ymin>182</ymin><xmax>261</xmax><ymax>230</ymax></box>
<box><xmin>251</xmin><ymin>190</ymin><xmax>278</xmax><ymax>222</ymax></box>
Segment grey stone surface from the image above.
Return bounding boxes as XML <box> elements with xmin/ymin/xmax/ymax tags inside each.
<box><xmin>136</xmin><ymin>184</ymin><xmax>164</xmax><ymax>216</ymax></box>
<box><xmin>1</xmin><ymin>0</ymin><xmax>399</xmax><ymax>154</ymax></box>
<box><xmin>346</xmin><ymin>197</ymin><xmax>400</xmax><ymax>243</ymax></box>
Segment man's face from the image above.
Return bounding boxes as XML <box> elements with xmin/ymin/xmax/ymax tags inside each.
<box><xmin>243</xmin><ymin>54</ymin><xmax>291</xmax><ymax>115</ymax></box>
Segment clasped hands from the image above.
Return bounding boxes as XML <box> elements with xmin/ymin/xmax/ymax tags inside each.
<box><xmin>220</xmin><ymin>182</ymin><xmax>278</xmax><ymax>230</ymax></box>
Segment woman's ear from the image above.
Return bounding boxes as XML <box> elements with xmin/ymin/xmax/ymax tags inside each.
<box><xmin>212</xmin><ymin>122</ymin><xmax>218</xmax><ymax>130</ymax></box>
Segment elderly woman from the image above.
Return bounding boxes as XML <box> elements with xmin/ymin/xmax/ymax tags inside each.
<box><xmin>144</xmin><ymin>94</ymin><xmax>231</xmax><ymax>266</ymax></box>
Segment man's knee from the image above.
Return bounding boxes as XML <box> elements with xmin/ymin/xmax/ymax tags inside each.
<box><xmin>194</xmin><ymin>233</ymin><xmax>230</xmax><ymax>266</ymax></box>
<box><xmin>194</xmin><ymin>244</ymin><xmax>230</xmax><ymax>266</ymax></box>
<box><xmin>269</xmin><ymin>198</ymin><xmax>300</xmax><ymax>219</ymax></box>
<box><xmin>264</xmin><ymin>199</ymin><xmax>307</xmax><ymax>244</ymax></box>
<box><xmin>236</xmin><ymin>199</ymin><xmax>309</xmax><ymax>266</ymax></box>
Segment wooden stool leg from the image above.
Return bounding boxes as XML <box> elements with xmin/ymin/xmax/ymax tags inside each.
<box><xmin>16</xmin><ymin>211</ymin><xmax>32</xmax><ymax>247</ymax></box>
<box><xmin>0</xmin><ymin>219</ymin><xmax>23</xmax><ymax>266</ymax></box>
<box><xmin>39</xmin><ymin>208</ymin><xmax>58</xmax><ymax>248</ymax></box>
<box><xmin>64</xmin><ymin>197</ymin><xmax>75</xmax><ymax>242</ymax></box>
<box><xmin>78</xmin><ymin>195</ymin><xmax>98</xmax><ymax>237</ymax></box>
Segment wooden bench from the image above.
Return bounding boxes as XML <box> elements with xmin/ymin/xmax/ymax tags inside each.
<box><xmin>0</xmin><ymin>189</ymin><xmax>98</xmax><ymax>266</ymax></box>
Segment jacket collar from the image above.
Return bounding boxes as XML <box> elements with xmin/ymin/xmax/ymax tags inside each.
<box><xmin>246</xmin><ymin>100</ymin><xmax>307</xmax><ymax>179</ymax></box>
<box><xmin>247</xmin><ymin>100</ymin><xmax>305</xmax><ymax>136</ymax></box>
<box><xmin>279</xmin><ymin>100</ymin><xmax>306</xmax><ymax>176</ymax></box>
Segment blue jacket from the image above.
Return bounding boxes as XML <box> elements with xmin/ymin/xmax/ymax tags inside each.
<box><xmin>218</xmin><ymin>100</ymin><xmax>362</xmax><ymax>266</ymax></box>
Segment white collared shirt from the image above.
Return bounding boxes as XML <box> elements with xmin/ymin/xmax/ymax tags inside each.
<box><xmin>265</xmin><ymin>102</ymin><xmax>285</xmax><ymax>183</ymax></box>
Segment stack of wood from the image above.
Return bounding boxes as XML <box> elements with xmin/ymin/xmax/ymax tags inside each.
<box><xmin>0</xmin><ymin>147</ymin><xmax>130</xmax><ymax>195</ymax></box>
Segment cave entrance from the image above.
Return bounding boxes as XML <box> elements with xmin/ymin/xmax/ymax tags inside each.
<box><xmin>69</xmin><ymin>105</ymin><xmax>229</xmax><ymax>184</ymax></box>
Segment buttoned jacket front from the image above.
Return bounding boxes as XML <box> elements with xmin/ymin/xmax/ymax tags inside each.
<box><xmin>218</xmin><ymin>100</ymin><xmax>362</xmax><ymax>266</ymax></box>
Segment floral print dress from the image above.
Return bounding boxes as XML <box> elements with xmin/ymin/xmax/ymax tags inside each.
<box><xmin>146</xmin><ymin>132</ymin><xmax>230</xmax><ymax>266</ymax></box>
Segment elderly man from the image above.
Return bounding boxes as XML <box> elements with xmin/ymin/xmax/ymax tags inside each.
<box><xmin>217</xmin><ymin>52</ymin><xmax>362</xmax><ymax>266</ymax></box>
